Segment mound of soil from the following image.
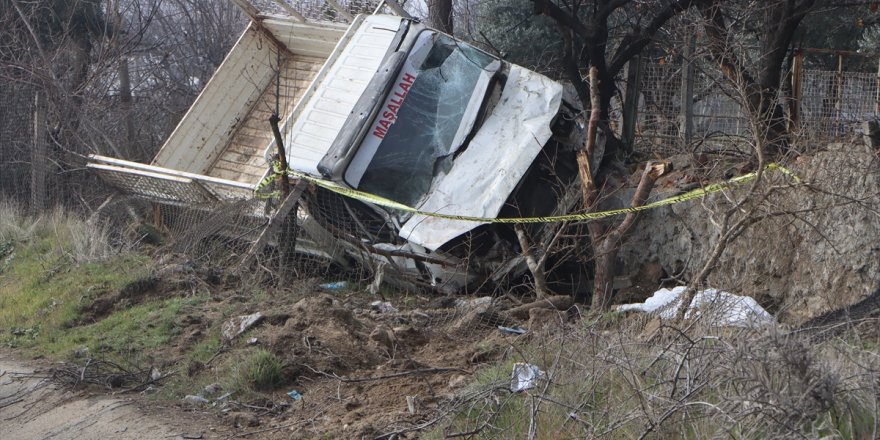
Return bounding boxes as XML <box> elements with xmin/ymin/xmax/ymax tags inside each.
<box><xmin>265</xmin><ymin>295</ymin><xmax>380</xmax><ymax>375</ymax></box>
<box><xmin>237</xmin><ymin>292</ymin><xmax>555</xmax><ymax>438</ymax></box>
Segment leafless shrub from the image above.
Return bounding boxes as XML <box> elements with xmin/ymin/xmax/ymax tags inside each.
<box><xmin>429</xmin><ymin>316</ymin><xmax>879</xmax><ymax>439</ymax></box>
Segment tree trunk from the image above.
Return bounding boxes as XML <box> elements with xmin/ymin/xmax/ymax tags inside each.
<box><xmin>117</xmin><ymin>55</ymin><xmax>136</xmax><ymax>158</ymax></box>
<box><xmin>575</xmin><ymin>68</ymin><xmax>667</xmax><ymax>311</ymax></box>
<box><xmin>589</xmin><ymin>162</ymin><xmax>666</xmax><ymax>311</ymax></box>
<box><xmin>112</xmin><ymin>0</ymin><xmax>137</xmax><ymax>159</ymax></box>
<box><xmin>428</xmin><ymin>0</ymin><xmax>453</xmax><ymax>34</ymax></box>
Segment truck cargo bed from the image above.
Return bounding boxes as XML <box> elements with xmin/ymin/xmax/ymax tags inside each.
<box><xmin>207</xmin><ymin>55</ymin><xmax>324</xmax><ymax>184</ymax></box>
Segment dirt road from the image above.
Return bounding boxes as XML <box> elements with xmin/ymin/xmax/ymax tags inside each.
<box><xmin>0</xmin><ymin>354</ymin><xmax>215</xmax><ymax>440</ymax></box>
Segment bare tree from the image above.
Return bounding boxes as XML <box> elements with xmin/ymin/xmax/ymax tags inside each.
<box><xmin>696</xmin><ymin>0</ymin><xmax>817</xmax><ymax>158</ymax></box>
<box><xmin>527</xmin><ymin>0</ymin><xmax>695</xmax><ymax>310</ymax></box>
<box><xmin>429</xmin><ymin>0</ymin><xmax>454</xmax><ymax>34</ymax></box>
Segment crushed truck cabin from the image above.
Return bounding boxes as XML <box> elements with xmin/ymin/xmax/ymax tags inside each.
<box><xmin>88</xmin><ymin>12</ymin><xmax>590</xmax><ymax>293</ymax></box>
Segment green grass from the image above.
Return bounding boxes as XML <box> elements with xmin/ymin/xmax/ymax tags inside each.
<box><xmin>43</xmin><ymin>294</ymin><xmax>207</xmax><ymax>357</ymax></box>
<box><xmin>243</xmin><ymin>349</ymin><xmax>284</xmax><ymax>391</ymax></box>
<box><xmin>0</xmin><ymin>247</ymin><xmax>152</xmax><ymax>353</ymax></box>
<box><xmin>0</xmin><ymin>201</ymin><xmax>204</xmax><ymax>361</ymax></box>
<box><xmin>0</xmin><ymin>202</ymin><xmax>296</xmax><ymax>406</ymax></box>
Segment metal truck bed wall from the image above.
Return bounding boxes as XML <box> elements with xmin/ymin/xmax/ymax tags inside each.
<box><xmin>88</xmin><ymin>16</ymin><xmax>350</xmax><ymax>205</ymax></box>
<box><xmin>152</xmin><ymin>19</ymin><xmax>346</xmax><ymax>184</ymax></box>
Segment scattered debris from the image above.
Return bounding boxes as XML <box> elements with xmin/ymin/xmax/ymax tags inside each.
<box><xmin>369</xmin><ymin>326</ymin><xmax>395</xmax><ymax>349</ymax></box>
<box><xmin>246</xmin><ymin>337</ymin><xmax>259</xmax><ymax>346</ymax></box>
<box><xmin>231</xmin><ymin>412</ymin><xmax>260</xmax><ymax>428</ymax></box>
<box><xmin>51</xmin><ymin>359</ymin><xmax>159</xmax><ymax>390</ymax></box>
<box><xmin>222</xmin><ymin>312</ymin><xmax>264</xmax><ymax>340</ymax></box>
<box><xmin>368</xmin><ymin>262</ymin><xmax>386</xmax><ymax>295</ymax></box>
<box><xmin>286</xmin><ymin>390</ymin><xmax>302</xmax><ymax>401</ymax></box>
<box><xmin>203</xmin><ymin>383</ymin><xmax>222</xmax><ymax>396</ymax></box>
<box><xmin>498</xmin><ymin>325</ymin><xmax>526</xmax><ymax>335</ymax></box>
<box><xmin>140</xmin><ymin>385</ymin><xmax>158</xmax><ymax>394</ymax></box>
<box><xmin>454</xmin><ymin>296</ymin><xmax>493</xmax><ymax>309</ymax></box>
<box><xmin>184</xmin><ymin>395</ymin><xmax>210</xmax><ymax>405</ymax></box>
<box><xmin>510</xmin><ymin>363</ymin><xmax>546</xmax><ymax>392</ymax></box>
<box><xmin>406</xmin><ymin>396</ymin><xmax>418</xmax><ymax>414</ymax></box>
<box><xmin>370</xmin><ymin>301</ymin><xmax>398</xmax><ymax>313</ymax></box>
<box><xmin>616</xmin><ymin>286</ymin><xmax>775</xmax><ymax>328</ymax></box>
<box><xmin>319</xmin><ymin>281</ymin><xmax>349</xmax><ymax>290</ymax></box>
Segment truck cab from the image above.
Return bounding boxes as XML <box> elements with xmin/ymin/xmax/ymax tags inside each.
<box><xmin>89</xmin><ymin>13</ymin><xmax>584</xmax><ymax>292</ymax></box>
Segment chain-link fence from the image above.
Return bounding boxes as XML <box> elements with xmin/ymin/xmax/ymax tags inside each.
<box><xmin>628</xmin><ymin>51</ymin><xmax>880</xmax><ymax>156</ymax></box>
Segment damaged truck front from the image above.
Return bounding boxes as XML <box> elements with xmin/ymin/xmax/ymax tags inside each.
<box><xmin>88</xmin><ymin>13</ymin><xmax>586</xmax><ymax>293</ymax></box>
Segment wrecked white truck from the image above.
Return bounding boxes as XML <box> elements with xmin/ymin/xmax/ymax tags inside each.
<box><xmin>88</xmin><ymin>12</ymin><xmax>586</xmax><ymax>293</ymax></box>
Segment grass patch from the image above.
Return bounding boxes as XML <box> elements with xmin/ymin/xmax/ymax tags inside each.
<box><xmin>43</xmin><ymin>294</ymin><xmax>206</xmax><ymax>358</ymax></box>
<box><xmin>0</xmin><ymin>201</ymin><xmax>181</xmax><ymax>362</ymax></box>
<box><xmin>242</xmin><ymin>349</ymin><xmax>284</xmax><ymax>391</ymax></box>
<box><xmin>0</xmin><ymin>250</ymin><xmax>152</xmax><ymax>353</ymax></box>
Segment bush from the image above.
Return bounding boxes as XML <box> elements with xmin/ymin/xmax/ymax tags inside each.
<box><xmin>432</xmin><ymin>316</ymin><xmax>880</xmax><ymax>439</ymax></box>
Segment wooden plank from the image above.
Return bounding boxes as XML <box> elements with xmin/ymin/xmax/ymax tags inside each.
<box><xmin>207</xmin><ymin>168</ymin><xmax>246</xmax><ymax>182</ymax></box>
<box><xmin>227</xmin><ymin>133</ymin><xmax>271</xmax><ymax>148</ymax></box>
<box><xmin>207</xmin><ymin>51</ymin><xmax>322</xmax><ymax>185</ymax></box>
<box><xmin>261</xmin><ymin>19</ymin><xmax>347</xmax><ymax>44</ymax></box>
<box><xmin>225</xmin><ymin>143</ymin><xmax>262</xmax><ymax>155</ymax></box>
<box><xmin>89</xmin><ymin>155</ymin><xmax>255</xmax><ymax>189</ymax></box>
<box><xmin>236</xmin><ymin>180</ymin><xmax>308</xmax><ymax>274</ymax></box>
<box><xmin>210</xmin><ymin>159</ymin><xmax>266</xmax><ymax>175</ymax></box>
<box><xmin>88</xmin><ymin>163</ymin><xmax>192</xmax><ymax>184</ymax></box>
<box><xmin>212</xmin><ymin>158</ymin><xmax>267</xmax><ymax>174</ymax></box>
<box><xmin>214</xmin><ymin>155</ymin><xmax>266</xmax><ymax>171</ymax></box>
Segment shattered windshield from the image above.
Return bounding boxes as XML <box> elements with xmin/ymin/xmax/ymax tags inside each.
<box><xmin>345</xmin><ymin>31</ymin><xmax>500</xmax><ymax>207</ymax></box>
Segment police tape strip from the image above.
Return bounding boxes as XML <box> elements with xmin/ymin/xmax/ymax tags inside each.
<box><xmin>256</xmin><ymin>163</ymin><xmax>800</xmax><ymax>224</ymax></box>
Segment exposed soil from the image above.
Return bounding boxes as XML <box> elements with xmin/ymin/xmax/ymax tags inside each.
<box><xmin>214</xmin><ymin>290</ymin><xmax>538</xmax><ymax>439</ymax></box>
<box><xmin>7</xmin><ymin>262</ymin><xmax>582</xmax><ymax>440</ymax></box>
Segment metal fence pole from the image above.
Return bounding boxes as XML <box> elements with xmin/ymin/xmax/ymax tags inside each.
<box><xmin>30</xmin><ymin>90</ymin><xmax>47</xmax><ymax>215</ymax></box>
<box><xmin>836</xmin><ymin>54</ymin><xmax>844</xmax><ymax>129</ymax></box>
<box><xmin>622</xmin><ymin>55</ymin><xmax>643</xmax><ymax>153</ymax></box>
<box><xmin>875</xmin><ymin>58</ymin><xmax>880</xmax><ymax>114</ymax></box>
<box><xmin>790</xmin><ymin>52</ymin><xmax>803</xmax><ymax>132</ymax></box>
<box><xmin>679</xmin><ymin>33</ymin><xmax>695</xmax><ymax>148</ymax></box>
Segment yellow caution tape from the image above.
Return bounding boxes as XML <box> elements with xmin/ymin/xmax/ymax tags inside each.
<box><xmin>256</xmin><ymin>163</ymin><xmax>800</xmax><ymax>224</ymax></box>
